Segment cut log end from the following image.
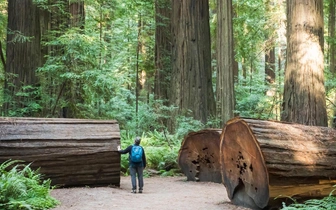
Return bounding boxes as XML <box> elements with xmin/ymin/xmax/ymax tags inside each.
<box><xmin>220</xmin><ymin>118</ymin><xmax>269</xmax><ymax>209</ymax></box>
<box><xmin>178</xmin><ymin>129</ymin><xmax>222</xmax><ymax>183</ymax></box>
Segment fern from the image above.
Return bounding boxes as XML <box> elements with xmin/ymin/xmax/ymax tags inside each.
<box><xmin>281</xmin><ymin>186</ymin><xmax>336</xmax><ymax>210</ymax></box>
<box><xmin>0</xmin><ymin>160</ymin><xmax>59</xmax><ymax>210</ymax></box>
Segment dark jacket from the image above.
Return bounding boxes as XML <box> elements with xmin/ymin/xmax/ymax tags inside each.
<box><xmin>118</xmin><ymin>144</ymin><xmax>146</xmax><ymax>168</ymax></box>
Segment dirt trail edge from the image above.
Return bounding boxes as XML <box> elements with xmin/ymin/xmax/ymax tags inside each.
<box><xmin>51</xmin><ymin>176</ymin><xmax>251</xmax><ymax>210</ymax></box>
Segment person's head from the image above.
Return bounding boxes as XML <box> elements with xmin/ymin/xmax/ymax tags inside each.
<box><xmin>134</xmin><ymin>136</ymin><xmax>141</xmax><ymax>145</ymax></box>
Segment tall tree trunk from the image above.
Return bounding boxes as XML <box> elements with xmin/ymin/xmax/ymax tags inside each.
<box><xmin>216</xmin><ymin>0</ymin><xmax>235</xmax><ymax>125</ymax></box>
<box><xmin>265</xmin><ymin>48</ymin><xmax>275</xmax><ymax>84</ymax></box>
<box><xmin>43</xmin><ymin>0</ymin><xmax>84</xmax><ymax>118</ymax></box>
<box><xmin>170</xmin><ymin>0</ymin><xmax>215</xmax><ymax>126</ymax></box>
<box><xmin>281</xmin><ymin>0</ymin><xmax>327</xmax><ymax>126</ymax></box>
<box><xmin>69</xmin><ymin>1</ymin><xmax>85</xmax><ymax>29</ymax></box>
<box><xmin>329</xmin><ymin>0</ymin><xmax>336</xmax><ymax>127</ymax></box>
<box><xmin>154</xmin><ymin>0</ymin><xmax>171</xmax><ymax>103</ymax></box>
<box><xmin>330</xmin><ymin>0</ymin><xmax>336</xmax><ymax>75</ymax></box>
<box><xmin>264</xmin><ymin>0</ymin><xmax>276</xmax><ymax>85</ymax></box>
<box><xmin>4</xmin><ymin>0</ymin><xmax>43</xmax><ymax>116</ymax></box>
<box><xmin>63</xmin><ymin>0</ymin><xmax>85</xmax><ymax>118</ymax></box>
<box><xmin>42</xmin><ymin>0</ymin><xmax>70</xmax><ymax>117</ymax></box>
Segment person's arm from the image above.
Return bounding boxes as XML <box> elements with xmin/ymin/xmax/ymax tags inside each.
<box><xmin>118</xmin><ymin>145</ymin><xmax>132</xmax><ymax>154</ymax></box>
<box><xmin>142</xmin><ymin>147</ymin><xmax>146</xmax><ymax>168</ymax></box>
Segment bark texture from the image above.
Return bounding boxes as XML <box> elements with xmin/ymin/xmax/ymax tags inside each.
<box><xmin>70</xmin><ymin>1</ymin><xmax>85</xmax><ymax>29</ymax></box>
<box><xmin>220</xmin><ymin>117</ymin><xmax>336</xmax><ymax>209</ymax></box>
<box><xmin>265</xmin><ymin>48</ymin><xmax>275</xmax><ymax>84</ymax></box>
<box><xmin>4</xmin><ymin>0</ymin><xmax>43</xmax><ymax>115</ymax></box>
<box><xmin>216</xmin><ymin>0</ymin><xmax>235</xmax><ymax>125</ymax></box>
<box><xmin>329</xmin><ymin>0</ymin><xmax>336</xmax><ymax>74</ymax></box>
<box><xmin>0</xmin><ymin>117</ymin><xmax>121</xmax><ymax>187</ymax></box>
<box><xmin>154</xmin><ymin>0</ymin><xmax>171</xmax><ymax>102</ymax></box>
<box><xmin>282</xmin><ymin>0</ymin><xmax>327</xmax><ymax>126</ymax></box>
<box><xmin>178</xmin><ymin>129</ymin><xmax>222</xmax><ymax>183</ymax></box>
<box><xmin>170</xmin><ymin>0</ymin><xmax>215</xmax><ymax>125</ymax></box>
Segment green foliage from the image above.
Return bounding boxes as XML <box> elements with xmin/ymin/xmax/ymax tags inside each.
<box><xmin>0</xmin><ymin>160</ymin><xmax>59</xmax><ymax>210</ymax></box>
<box><xmin>1</xmin><ymin>83</ymin><xmax>42</xmax><ymax>117</ymax></box>
<box><xmin>235</xmin><ymin>73</ymin><xmax>281</xmax><ymax>120</ymax></box>
<box><xmin>174</xmin><ymin>115</ymin><xmax>204</xmax><ymax>139</ymax></box>
<box><xmin>281</xmin><ymin>187</ymin><xmax>336</xmax><ymax>210</ymax></box>
<box><xmin>119</xmin><ymin>131</ymin><xmax>179</xmax><ymax>175</ymax></box>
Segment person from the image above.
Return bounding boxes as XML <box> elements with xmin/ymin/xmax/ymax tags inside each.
<box><xmin>117</xmin><ymin>136</ymin><xmax>146</xmax><ymax>194</ymax></box>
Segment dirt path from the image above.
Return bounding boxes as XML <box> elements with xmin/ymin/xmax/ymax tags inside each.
<box><xmin>51</xmin><ymin>176</ymin><xmax>251</xmax><ymax>210</ymax></box>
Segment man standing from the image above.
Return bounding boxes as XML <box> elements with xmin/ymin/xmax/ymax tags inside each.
<box><xmin>118</xmin><ymin>137</ymin><xmax>146</xmax><ymax>193</ymax></box>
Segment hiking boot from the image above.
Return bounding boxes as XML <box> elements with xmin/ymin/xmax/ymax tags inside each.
<box><xmin>138</xmin><ymin>190</ymin><xmax>142</xmax><ymax>193</ymax></box>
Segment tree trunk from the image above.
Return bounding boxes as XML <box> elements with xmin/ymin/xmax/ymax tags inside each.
<box><xmin>0</xmin><ymin>117</ymin><xmax>121</xmax><ymax>187</ymax></box>
<box><xmin>282</xmin><ymin>0</ymin><xmax>327</xmax><ymax>126</ymax></box>
<box><xmin>216</xmin><ymin>0</ymin><xmax>235</xmax><ymax>125</ymax></box>
<box><xmin>40</xmin><ymin>0</ymin><xmax>69</xmax><ymax>117</ymax></box>
<box><xmin>329</xmin><ymin>0</ymin><xmax>335</xmax><ymax>75</ymax></box>
<box><xmin>154</xmin><ymin>0</ymin><xmax>171</xmax><ymax>103</ymax></box>
<box><xmin>63</xmin><ymin>0</ymin><xmax>85</xmax><ymax>118</ymax></box>
<box><xmin>265</xmin><ymin>48</ymin><xmax>275</xmax><ymax>84</ymax></box>
<box><xmin>264</xmin><ymin>0</ymin><xmax>276</xmax><ymax>85</ymax></box>
<box><xmin>220</xmin><ymin>117</ymin><xmax>336</xmax><ymax>209</ymax></box>
<box><xmin>170</xmin><ymin>0</ymin><xmax>215</xmax><ymax>127</ymax></box>
<box><xmin>4</xmin><ymin>0</ymin><xmax>43</xmax><ymax>116</ymax></box>
<box><xmin>329</xmin><ymin>0</ymin><xmax>336</xmax><ymax>128</ymax></box>
<box><xmin>178</xmin><ymin>129</ymin><xmax>222</xmax><ymax>183</ymax></box>
<box><xmin>69</xmin><ymin>1</ymin><xmax>85</xmax><ymax>29</ymax></box>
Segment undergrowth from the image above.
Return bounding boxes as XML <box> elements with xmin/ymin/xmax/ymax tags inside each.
<box><xmin>280</xmin><ymin>187</ymin><xmax>336</xmax><ymax>210</ymax></box>
<box><xmin>119</xmin><ymin>130</ymin><xmax>182</xmax><ymax>177</ymax></box>
<box><xmin>0</xmin><ymin>160</ymin><xmax>60</xmax><ymax>210</ymax></box>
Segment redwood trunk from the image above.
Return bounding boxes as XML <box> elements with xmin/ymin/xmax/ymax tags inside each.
<box><xmin>282</xmin><ymin>0</ymin><xmax>327</xmax><ymax>126</ymax></box>
<box><xmin>0</xmin><ymin>117</ymin><xmax>120</xmax><ymax>187</ymax></box>
<box><xmin>170</xmin><ymin>0</ymin><xmax>215</xmax><ymax>126</ymax></box>
<box><xmin>5</xmin><ymin>0</ymin><xmax>43</xmax><ymax>114</ymax></box>
<box><xmin>220</xmin><ymin>117</ymin><xmax>336</xmax><ymax>209</ymax></box>
<box><xmin>216</xmin><ymin>0</ymin><xmax>235</xmax><ymax>124</ymax></box>
<box><xmin>154</xmin><ymin>0</ymin><xmax>171</xmax><ymax>102</ymax></box>
<box><xmin>178</xmin><ymin>129</ymin><xmax>222</xmax><ymax>183</ymax></box>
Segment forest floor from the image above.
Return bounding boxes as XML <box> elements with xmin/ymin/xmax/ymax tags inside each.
<box><xmin>50</xmin><ymin>175</ymin><xmax>252</xmax><ymax>210</ymax></box>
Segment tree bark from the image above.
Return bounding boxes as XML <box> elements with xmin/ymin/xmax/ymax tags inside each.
<box><xmin>0</xmin><ymin>117</ymin><xmax>121</xmax><ymax>187</ymax></box>
<box><xmin>170</xmin><ymin>0</ymin><xmax>215</xmax><ymax>127</ymax></box>
<box><xmin>4</xmin><ymin>0</ymin><xmax>43</xmax><ymax>115</ymax></box>
<box><xmin>220</xmin><ymin>117</ymin><xmax>336</xmax><ymax>209</ymax></box>
<box><xmin>216</xmin><ymin>0</ymin><xmax>235</xmax><ymax>125</ymax></box>
<box><xmin>265</xmin><ymin>48</ymin><xmax>275</xmax><ymax>84</ymax></box>
<box><xmin>282</xmin><ymin>0</ymin><xmax>327</xmax><ymax>126</ymax></box>
<box><xmin>329</xmin><ymin>0</ymin><xmax>335</xmax><ymax>75</ymax></box>
<box><xmin>178</xmin><ymin>129</ymin><xmax>222</xmax><ymax>183</ymax></box>
<box><xmin>69</xmin><ymin>1</ymin><xmax>85</xmax><ymax>29</ymax></box>
<box><xmin>329</xmin><ymin>0</ymin><xmax>336</xmax><ymax>128</ymax></box>
<box><xmin>154</xmin><ymin>0</ymin><xmax>171</xmax><ymax>103</ymax></box>
<box><xmin>63</xmin><ymin>0</ymin><xmax>85</xmax><ymax>118</ymax></box>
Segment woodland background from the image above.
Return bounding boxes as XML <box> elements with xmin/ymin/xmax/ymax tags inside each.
<box><xmin>0</xmin><ymin>0</ymin><xmax>335</xmax><ymax>172</ymax></box>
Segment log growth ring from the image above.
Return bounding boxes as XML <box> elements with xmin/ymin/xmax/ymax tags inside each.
<box><xmin>220</xmin><ymin>118</ymin><xmax>269</xmax><ymax>209</ymax></box>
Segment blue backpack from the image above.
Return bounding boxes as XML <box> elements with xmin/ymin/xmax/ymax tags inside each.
<box><xmin>131</xmin><ymin>145</ymin><xmax>143</xmax><ymax>163</ymax></box>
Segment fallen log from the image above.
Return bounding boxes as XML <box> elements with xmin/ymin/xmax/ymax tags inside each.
<box><xmin>178</xmin><ymin>129</ymin><xmax>222</xmax><ymax>183</ymax></box>
<box><xmin>0</xmin><ymin>117</ymin><xmax>120</xmax><ymax>187</ymax></box>
<box><xmin>220</xmin><ymin>117</ymin><xmax>336</xmax><ymax>209</ymax></box>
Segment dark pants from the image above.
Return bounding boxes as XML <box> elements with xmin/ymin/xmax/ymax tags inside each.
<box><xmin>129</xmin><ymin>166</ymin><xmax>144</xmax><ymax>191</ymax></box>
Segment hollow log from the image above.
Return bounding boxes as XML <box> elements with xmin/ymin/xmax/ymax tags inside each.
<box><xmin>178</xmin><ymin>129</ymin><xmax>222</xmax><ymax>183</ymax></box>
<box><xmin>0</xmin><ymin>117</ymin><xmax>120</xmax><ymax>187</ymax></box>
<box><xmin>220</xmin><ymin>117</ymin><xmax>336</xmax><ymax>209</ymax></box>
